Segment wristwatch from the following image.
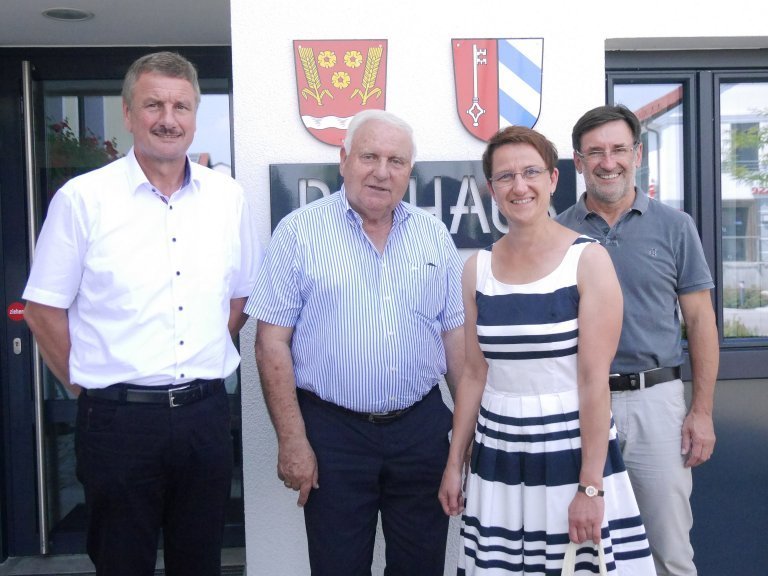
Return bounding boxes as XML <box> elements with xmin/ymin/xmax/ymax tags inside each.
<box><xmin>577</xmin><ymin>484</ymin><xmax>605</xmax><ymax>498</ymax></box>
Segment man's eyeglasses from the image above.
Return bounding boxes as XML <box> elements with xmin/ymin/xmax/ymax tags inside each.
<box><xmin>489</xmin><ymin>167</ymin><xmax>548</xmax><ymax>191</ymax></box>
<box><xmin>575</xmin><ymin>144</ymin><xmax>638</xmax><ymax>163</ymax></box>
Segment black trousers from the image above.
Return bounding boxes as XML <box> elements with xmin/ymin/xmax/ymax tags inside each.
<box><xmin>75</xmin><ymin>384</ymin><xmax>233</xmax><ymax>576</ymax></box>
<box><xmin>299</xmin><ymin>386</ymin><xmax>452</xmax><ymax>576</ymax></box>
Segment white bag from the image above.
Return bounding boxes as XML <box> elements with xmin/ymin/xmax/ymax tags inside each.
<box><xmin>561</xmin><ymin>541</ymin><xmax>608</xmax><ymax>576</ymax></box>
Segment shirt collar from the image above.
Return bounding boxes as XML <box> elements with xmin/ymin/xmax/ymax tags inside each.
<box><xmin>630</xmin><ymin>188</ymin><xmax>650</xmax><ymax>212</ymax></box>
<box><xmin>574</xmin><ymin>187</ymin><xmax>649</xmax><ymax>222</ymax></box>
<box><xmin>339</xmin><ymin>184</ymin><xmax>409</xmax><ymax>226</ymax></box>
<box><xmin>125</xmin><ymin>147</ymin><xmax>194</xmax><ymax>196</ymax></box>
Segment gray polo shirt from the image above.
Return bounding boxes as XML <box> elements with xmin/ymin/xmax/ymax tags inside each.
<box><xmin>556</xmin><ymin>190</ymin><xmax>714</xmax><ymax>374</ymax></box>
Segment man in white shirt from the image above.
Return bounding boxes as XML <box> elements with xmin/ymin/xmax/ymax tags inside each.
<box><xmin>23</xmin><ymin>51</ymin><xmax>261</xmax><ymax>576</ymax></box>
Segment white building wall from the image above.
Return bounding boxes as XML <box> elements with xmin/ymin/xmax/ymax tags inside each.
<box><xmin>230</xmin><ymin>1</ymin><xmax>767</xmax><ymax>573</ymax></box>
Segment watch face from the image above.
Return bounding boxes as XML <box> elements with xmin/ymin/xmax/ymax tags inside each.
<box><xmin>585</xmin><ymin>485</ymin><xmax>598</xmax><ymax>497</ymax></box>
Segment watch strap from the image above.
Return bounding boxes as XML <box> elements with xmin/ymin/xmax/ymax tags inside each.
<box><xmin>577</xmin><ymin>484</ymin><xmax>605</xmax><ymax>497</ymax></box>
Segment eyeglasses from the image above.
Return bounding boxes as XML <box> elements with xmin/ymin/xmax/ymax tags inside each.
<box><xmin>489</xmin><ymin>167</ymin><xmax>548</xmax><ymax>190</ymax></box>
<box><xmin>575</xmin><ymin>144</ymin><xmax>638</xmax><ymax>163</ymax></box>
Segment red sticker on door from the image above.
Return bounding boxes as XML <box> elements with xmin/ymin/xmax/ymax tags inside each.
<box><xmin>7</xmin><ymin>301</ymin><xmax>25</xmax><ymax>322</ymax></box>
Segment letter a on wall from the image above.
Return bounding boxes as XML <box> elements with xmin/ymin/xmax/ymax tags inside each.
<box><xmin>452</xmin><ymin>38</ymin><xmax>543</xmax><ymax>142</ymax></box>
<box><xmin>294</xmin><ymin>39</ymin><xmax>388</xmax><ymax>146</ymax></box>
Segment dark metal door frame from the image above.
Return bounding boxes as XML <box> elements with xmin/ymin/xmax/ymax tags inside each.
<box><xmin>0</xmin><ymin>46</ymin><xmax>236</xmax><ymax>559</ymax></box>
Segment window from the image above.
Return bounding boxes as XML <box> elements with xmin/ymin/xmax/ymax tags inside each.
<box><xmin>607</xmin><ymin>49</ymin><xmax>768</xmax><ymax>378</ymax></box>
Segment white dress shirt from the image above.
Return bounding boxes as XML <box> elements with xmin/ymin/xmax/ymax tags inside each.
<box><xmin>23</xmin><ymin>148</ymin><xmax>261</xmax><ymax>388</ymax></box>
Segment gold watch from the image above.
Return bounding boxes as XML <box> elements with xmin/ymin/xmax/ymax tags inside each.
<box><xmin>577</xmin><ymin>484</ymin><xmax>604</xmax><ymax>497</ymax></box>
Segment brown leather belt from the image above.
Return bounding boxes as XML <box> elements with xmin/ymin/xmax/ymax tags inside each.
<box><xmin>609</xmin><ymin>367</ymin><xmax>680</xmax><ymax>392</ymax></box>
<box><xmin>82</xmin><ymin>379</ymin><xmax>224</xmax><ymax>407</ymax></box>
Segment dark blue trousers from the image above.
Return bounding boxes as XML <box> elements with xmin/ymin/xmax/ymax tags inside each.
<box><xmin>299</xmin><ymin>386</ymin><xmax>452</xmax><ymax>576</ymax></box>
<box><xmin>75</xmin><ymin>385</ymin><xmax>233</xmax><ymax>576</ymax></box>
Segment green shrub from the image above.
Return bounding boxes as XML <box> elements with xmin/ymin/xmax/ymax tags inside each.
<box><xmin>723</xmin><ymin>317</ymin><xmax>758</xmax><ymax>338</ymax></box>
<box><xmin>722</xmin><ymin>286</ymin><xmax>768</xmax><ymax>309</ymax></box>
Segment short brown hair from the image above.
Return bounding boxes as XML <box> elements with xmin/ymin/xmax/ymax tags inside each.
<box><xmin>571</xmin><ymin>104</ymin><xmax>641</xmax><ymax>152</ymax></box>
<box><xmin>481</xmin><ymin>126</ymin><xmax>558</xmax><ymax>180</ymax></box>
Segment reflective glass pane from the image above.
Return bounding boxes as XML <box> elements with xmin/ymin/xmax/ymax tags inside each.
<box><xmin>720</xmin><ymin>81</ymin><xmax>768</xmax><ymax>338</ymax></box>
<box><xmin>613</xmin><ymin>83</ymin><xmax>685</xmax><ymax>211</ymax></box>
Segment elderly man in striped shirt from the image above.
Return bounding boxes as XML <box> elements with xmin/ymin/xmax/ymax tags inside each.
<box><xmin>246</xmin><ymin>109</ymin><xmax>465</xmax><ymax>576</ymax></box>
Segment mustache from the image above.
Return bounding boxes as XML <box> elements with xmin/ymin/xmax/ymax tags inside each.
<box><xmin>152</xmin><ymin>126</ymin><xmax>182</xmax><ymax>137</ymax></box>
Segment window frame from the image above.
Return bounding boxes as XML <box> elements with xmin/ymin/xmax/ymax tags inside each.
<box><xmin>606</xmin><ymin>49</ymin><xmax>768</xmax><ymax>379</ymax></box>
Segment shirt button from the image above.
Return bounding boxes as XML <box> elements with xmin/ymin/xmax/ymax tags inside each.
<box><xmin>179</xmin><ymin>340</ymin><xmax>184</xmax><ymax>345</ymax></box>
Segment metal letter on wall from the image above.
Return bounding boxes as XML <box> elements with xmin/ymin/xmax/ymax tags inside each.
<box><xmin>269</xmin><ymin>160</ymin><xmax>577</xmax><ymax>249</ymax></box>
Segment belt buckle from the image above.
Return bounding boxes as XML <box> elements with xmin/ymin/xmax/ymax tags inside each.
<box><xmin>168</xmin><ymin>384</ymin><xmax>192</xmax><ymax>408</ymax></box>
<box><xmin>625</xmin><ymin>372</ymin><xmax>645</xmax><ymax>390</ymax></box>
<box><xmin>367</xmin><ymin>410</ymin><xmax>402</xmax><ymax>424</ymax></box>
<box><xmin>368</xmin><ymin>412</ymin><xmax>388</xmax><ymax>424</ymax></box>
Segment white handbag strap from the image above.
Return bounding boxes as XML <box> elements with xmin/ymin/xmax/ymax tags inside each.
<box><xmin>561</xmin><ymin>541</ymin><xmax>608</xmax><ymax>576</ymax></box>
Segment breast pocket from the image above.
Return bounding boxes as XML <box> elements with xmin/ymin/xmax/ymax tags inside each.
<box><xmin>402</xmin><ymin>262</ymin><xmax>446</xmax><ymax>320</ymax></box>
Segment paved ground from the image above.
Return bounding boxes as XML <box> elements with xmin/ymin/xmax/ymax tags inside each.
<box><xmin>0</xmin><ymin>548</ymin><xmax>245</xmax><ymax>575</ymax></box>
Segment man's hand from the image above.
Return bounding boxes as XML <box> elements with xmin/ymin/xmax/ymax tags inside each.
<box><xmin>277</xmin><ymin>435</ymin><xmax>319</xmax><ymax>507</ymax></box>
<box><xmin>681</xmin><ymin>409</ymin><xmax>715</xmax><ymax>467</ymax></box>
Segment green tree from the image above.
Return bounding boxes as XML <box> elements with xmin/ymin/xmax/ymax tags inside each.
<box><xmin>725</xmin><ymin>112</ymin><xmax>768</xmax><ymax>187</ymax></box>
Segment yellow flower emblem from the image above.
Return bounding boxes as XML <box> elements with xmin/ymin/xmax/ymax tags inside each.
<box><xmin>317</xmin><ymin>50</ymin><xmax>336</xmax><ymax>68</ymax></box>
<box><xmin>332</xmin><ymin>71</ymin><xmax>351</xmax><ymax>89</ymax></box>
<box><xmin>344</xmin><ymin>50</ymin><xmax>363</xmax><ymax>68</ymax></box>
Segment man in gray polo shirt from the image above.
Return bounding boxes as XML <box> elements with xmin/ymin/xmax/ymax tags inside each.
<box><xmin>556</xmin><ymin>104</ymin><xmax>719</xmax><ymax>576</ymax></box>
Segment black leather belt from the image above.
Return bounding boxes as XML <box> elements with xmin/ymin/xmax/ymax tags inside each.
<box><xmin>297</xmin><ymin>387</ymin><xmax>434</xmax><ymax>424</ymax></box>
<box><xmin>82</xmin><ymin>379</ymin><xmax>224</xmax><ymax>408</ymax></box>
<box><xmin>609</xmin><ymin>367</ymin><xmax>680</xmax><ymax>391</ymax></box>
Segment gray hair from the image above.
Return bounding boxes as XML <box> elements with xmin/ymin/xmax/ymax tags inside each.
<box><xmin>122</xmin><ymin>51</ymin><xmax>201</xmax><ymax>109</ymax></box>
<box><xmin>343</xmin><ymin>109</ymin><xmax>417</xmax><ymax>165</ymax></box>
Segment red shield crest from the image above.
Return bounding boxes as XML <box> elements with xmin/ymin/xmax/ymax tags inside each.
<box><xmin>293</xmin><ymin>39</ymin><xmax>388</xmax><ymax>146</ymax></box>
<box><xmin>453</xmin><ymin>38</ymin><xmax>544</xmax><ymax>142</ymax></box>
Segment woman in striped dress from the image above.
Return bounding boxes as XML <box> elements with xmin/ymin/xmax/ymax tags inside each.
<box><xmin>438</xmin><ymin>127</ymin><xmax>655</xmax><ymax>575</ymax></box>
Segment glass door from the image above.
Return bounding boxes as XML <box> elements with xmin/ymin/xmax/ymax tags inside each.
<box><xmin>0</xmin><ymin>46</ymin><xmax>243</xmax><ymax>557</ymax></box>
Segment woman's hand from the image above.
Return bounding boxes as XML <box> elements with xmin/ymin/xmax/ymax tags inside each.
<box><xmin>438</xmin><ymin>463</ymin><xmax>465</xmax><ymax>516</ymax></box>
<box><xmin>568</xmin><ymin>490</ymin><xmax>605</xmax><ymax>544</ymax></box>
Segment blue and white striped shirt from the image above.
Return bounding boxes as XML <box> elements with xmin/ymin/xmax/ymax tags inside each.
<box><xmin>245</xmin><ymin>186</ymin><xmax>464</xmax><ymax>412</ymax></box>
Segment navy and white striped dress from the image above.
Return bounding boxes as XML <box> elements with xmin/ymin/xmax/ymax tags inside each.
<box><xmin>458</xmin><ymin>237</ymin><xmax>655</xmax><ymax>575</ymax></box>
